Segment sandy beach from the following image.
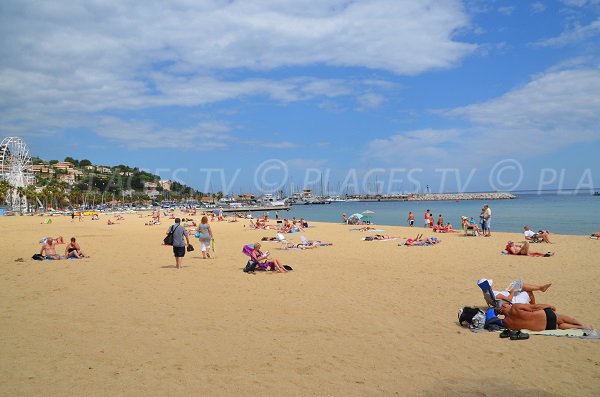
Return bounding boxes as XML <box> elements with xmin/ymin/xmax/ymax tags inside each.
<box><xmin>1</xmin><ymin>212</ymin><xmax>599</xmax><ymax>396</ymax></box>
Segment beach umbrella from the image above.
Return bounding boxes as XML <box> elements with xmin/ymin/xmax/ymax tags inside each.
<box><xmin>361</xmin><ymin>210</ymin><xmax>374</xmax><ymax>224</ymax></box>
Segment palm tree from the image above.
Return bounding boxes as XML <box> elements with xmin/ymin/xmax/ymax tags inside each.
<box><xmin>0</xmin><ymin>180</ymin><xmax>13</xmax><ymax>204</ymax></box>
<box><xmin>16</xmin><ymin>186</ymin><xmax>26</xmax><ymax>214</ymax></box>
<box><xmin>24</xmin><ymin>185</ymin><xmax>39</xmax><ymax>213</ymax></box>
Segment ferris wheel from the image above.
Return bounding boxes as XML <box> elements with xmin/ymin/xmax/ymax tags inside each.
<box><xmin>0</xmin><ymin>136</ymin><xmax>34</xmax><ymax>210</ymax></box>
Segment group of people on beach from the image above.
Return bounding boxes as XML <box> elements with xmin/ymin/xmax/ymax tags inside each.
<box><xmin>476</xmin><ymin>278</ymin><xmax>591</xmax><ymax>332</ymax></box>
<box><xmin>39</xmin><ymin>236</ymin><xmax>88</xmax><ymax>259</ymax></box>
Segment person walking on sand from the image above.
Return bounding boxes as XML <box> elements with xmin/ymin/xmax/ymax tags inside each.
<box><xmin>407</xmin><ymin>211</ymin><xmax>415</xmax><ymax>227</ymax></box>
<box><xmin>196</xmin><ymin>215</ymin><xmax>213</xmax><ymax>259</ymax></box>
<box><xmin>167</xmin><ymin>218</ymin><xmax>190</xmax><ymax>269</ymax></box>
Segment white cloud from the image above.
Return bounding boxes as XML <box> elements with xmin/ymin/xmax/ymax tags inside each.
<box><xmin>498</xmin><ymin>6</ymin><xmax>515</xmax><ymax>16</ymax></box>
<box><xmin>531</xmin><ymin>2</ymin><xmax>546</xmax><ymax>13</ymax></box>
<box><xmin>94</xmin><ymin>118</ymin><xmax>233</xmax><ymax>149</ymax></box>
<box><xmin>534</xmin><ymin>18</ymin><xmax>600</xmax><ymax>47</ymax></box>
<box><xmin>0</xmin><ymin>0</ymin><xmax>475</xmax><ymax>127</ymax></box>
<box><xmin>365</xmin><ymin>68</ymin><xmax>600</xmax><ymax>166</ymax></box>
<box><xmin>357</xmin><ymin>93</ymin><xmax>385</xmax><ymax>110</ymax></box>
<box><xmin>365</xmin><ymin>129</ymin><xmax>462</xmax><ymax>165</ymax></box>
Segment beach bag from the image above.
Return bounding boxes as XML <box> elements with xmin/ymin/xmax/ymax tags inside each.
<box><xmin>243</xmin><ymin>259</ymin><xmax>257</xmax><ymax>273</ymax></box>
<box><xmin>458</xmin><ymin>306</ymin><xmax>485</xmax><ymax>330</ymax></box>
<box><xmin>186</xmin><ymin>244</ymin><xmax>195</xmax><ymax>252</ymax></box>
<box><xmin>484</xmin><ymin>308</ymin><xmax>504</xmax><ymax>331</ymax></box>
<box><xmin>32</xmin><ymin>253</ymin><xmax>44</xmax><ymax>261</ymax></box>
<box><xmin>163</xmin><ymin>225</ymin><xmax>178</xmax><ymax>246</ymax></box>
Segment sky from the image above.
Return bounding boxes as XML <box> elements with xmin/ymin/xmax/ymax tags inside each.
<box><xmin>1</xmin><ymin>0</ymin><xmax>600</xmax><ymax>195</ymax></box>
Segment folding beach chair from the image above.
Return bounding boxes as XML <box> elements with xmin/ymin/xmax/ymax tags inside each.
<box><xmin>477</xmin><ymin>279</ymin><xmax>497</xmax><ymax>308</ymax></box>
<box><xmin>276</xmin><ymin>233</ymin><xmax>296</xmax><ymax>249</ymax></box>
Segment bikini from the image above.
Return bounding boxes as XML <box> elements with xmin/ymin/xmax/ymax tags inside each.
<box><xmin>544</xmin><ymin>307</ymin><xmax>557</xmax><ymax>330</ymax></box>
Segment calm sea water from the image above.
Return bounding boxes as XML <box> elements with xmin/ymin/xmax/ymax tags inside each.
<box><xmin>273</xmin><ymin>194</ymin><xmax>600</xmax><ymax>236</ymax></box>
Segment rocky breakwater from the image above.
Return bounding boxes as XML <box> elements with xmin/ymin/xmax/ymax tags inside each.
<box><xmin>406</xmin><ymin>192</ymin><xmax>517</xmax><ymax>201</ymax></box>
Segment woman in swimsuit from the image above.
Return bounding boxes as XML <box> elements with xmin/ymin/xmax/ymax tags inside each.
<box><xmin>65</xmin><ymin>237</ymin><xmax>88</xmax><ymax>258</ymax></box>
<box><xmin>251</xmin><ymin>243</ymin><xmax>287</xmax><ymax>273</ymax></box>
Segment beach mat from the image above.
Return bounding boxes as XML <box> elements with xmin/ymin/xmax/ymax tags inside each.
<box><xmin>523</xmin><ymin>328</ymin><xmax>600</xmax><ymax>339</ymax></box>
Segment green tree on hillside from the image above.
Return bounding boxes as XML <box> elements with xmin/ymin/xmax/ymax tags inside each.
<box><xmin>64</xmin><ymin>157</ymin><xmax>79</xmax><ymax>167</ymax></box>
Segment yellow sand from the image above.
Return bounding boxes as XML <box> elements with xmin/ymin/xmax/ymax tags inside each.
<box><xmin>1</xmin><ymin>212</ymin><xmax>599</xmax><ymax>396</ymax></box>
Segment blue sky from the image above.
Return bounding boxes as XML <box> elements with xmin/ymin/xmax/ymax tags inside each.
<box><xmin>1</xmin><ymin>0</ymin><xmax>599</xmax><ymax>195</ymax></box>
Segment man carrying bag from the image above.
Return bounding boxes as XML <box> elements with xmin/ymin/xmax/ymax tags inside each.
<box><xmin>165</xmin><ymin>218</ymin><xmax>190</xmax><ymax>269</ymax></box>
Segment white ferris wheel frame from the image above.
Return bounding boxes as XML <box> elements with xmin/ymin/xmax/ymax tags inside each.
<box><xmin>0</xmin><ymin>136</ymin><xmax>35</xmax><ymax>210</ymax></box>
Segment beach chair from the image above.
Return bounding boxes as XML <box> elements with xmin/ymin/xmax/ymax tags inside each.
<box><xmin>276</xmin><ymin>233</ymin><xmax>296</xmax><ymax>249</ymax></box>
<box><xmin>477</xmin><ymin>279</ymin><xmax>497</xmax><ymax>308</ymax></box>
<box><xmin>524</xmin><ymin>234</ymin><xmax>543</xmax><ymax>243</ymax></box>
<box><xmin>299</xmin><ymin>235</ymin><xmax>311</xmax><ymax>246</ymax></box>
<box><xmin>464</xmin><ymin>224</ymin><xmax>477</xmax><ymax>236</ymax></box>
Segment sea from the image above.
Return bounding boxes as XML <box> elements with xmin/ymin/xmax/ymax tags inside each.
<box><xmin>278</xmin><ymin>193</ymin><xmax>600</xmax><ymax>236</ymax></box>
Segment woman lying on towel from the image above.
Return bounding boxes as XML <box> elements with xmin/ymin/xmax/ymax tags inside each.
<box><xmin>505</xmin><ymin>241</ymin><xmax>554</xmax><ymax>257</ymax></box>
<box><xmin>362</xmin><ymin>234</ymin><xmax>399</xmax><ymax>241</ymax></box>
<box><xmin>399</xmin><ymin>235</ymin><xmax>441</xmax><ymax>246</ymax></box>
<box><xmin>433</xmin><ymin>223</ymin><xmax>455</xmax><ymax>233</ymax></box>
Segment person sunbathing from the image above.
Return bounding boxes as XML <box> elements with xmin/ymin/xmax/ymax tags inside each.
<box><xmin>65</xmin><ymin>237</ymin><xmax>89</xmax><ymax>258</ymax></box>
<box><xmin>492</xmin><ymin>280</ymin><xmax>552</xmax><ymax>305</ymax></box>
<box><xmin>401</xmin><ymin>236</ymin><xmax>441</xmax><ymax>246</ymax></box>
<box><xmin>358</xmin><ymin>226</ymin><xmax>375</xmax><ymax>232</ymax></box>
<box><xmin>523</xmin><ymin>225</ymin><xmax>552</xmax><ymax>243</ymax></box>
<box><xmin>107</xmin><ymin>219</ymin><xmax>118</xmax><ymax>225</ymax></box>
<box><xmin>250</xmin><ymin>243</ymin><xmax>287</xmax><ymax>273</ymax></box>
<box><xmin>496</xmin><ymin>301</ymin><xmax>591</xmax><ymax>331</ymax></box>
<box><xmin>364</xmin><ymin>234</ymin><xmax>398</xmax><ymax>241</ymax></box>
<box><xmin>40</xmin><ymin>237</ymin><xmax>62</xmax><ymax>259</ymax></box>
<box><xmin>433</xmin><ymin>223</ymin><xmax>454</xmax><ymax>233</ymax></box>
<box><xmin>505</xmin><ymin>241</ymin><xmax>554</xmax><ymax>256</ymax></box>
<box><xmin>461</xmin><ymin>217</ymin><xmax>482</xmax><ymax>234</ymax></box>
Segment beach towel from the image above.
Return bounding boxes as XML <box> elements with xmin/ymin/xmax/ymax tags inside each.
<box><xmin>522</xmin><ymin>328</ymin><xmax>600</xmax><ymax>339</ymax></box>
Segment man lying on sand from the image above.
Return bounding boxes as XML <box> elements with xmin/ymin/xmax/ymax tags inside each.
<box><xmin>496</xmin><ymin>301</ymin><xmax>591</xmax><ymax>331</ymax></box>
<box><xmin>505</xmin><ymin>241</ymin><xmax>554</xmax><ymax>256</ymax></box>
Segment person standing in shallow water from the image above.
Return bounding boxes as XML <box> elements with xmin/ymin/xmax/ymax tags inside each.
<box><xmin>424</xmin><ymin>209</ymin><xmax>430</xmax><ymax>228</ymax></box>
<box><xmin>407</xmin><ymin>212</ymin><xmax>415</xmax><ymax>227</ymax></box>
